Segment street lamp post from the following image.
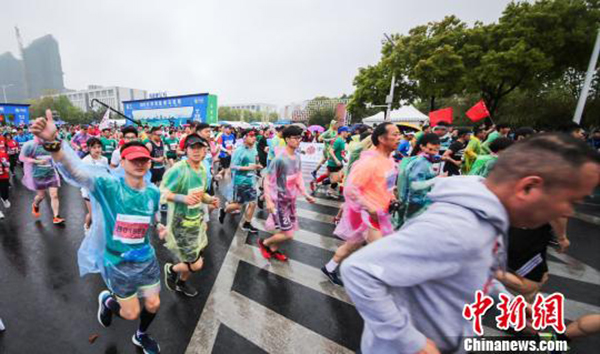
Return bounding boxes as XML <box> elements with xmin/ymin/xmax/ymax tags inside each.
<box><xmin>573</xmin><ymin>28</ymin><xmax>600</xmax><ymax>124</ymax></box>
<box><xmin>363</xmin><ymin>34</ymin><xmax>398</xmax><ymax>123</ymax></box>
<box><xmin>1</xmin><ymin>84</ymin><xmax>14</xmax><ymax>103</ymax></box>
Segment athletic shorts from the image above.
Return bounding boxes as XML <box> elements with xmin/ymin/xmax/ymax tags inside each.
<box><xmin>166</xmin><ymin>151</ymin><xmax>177</xmax><ymax>159</ymax></box>
<box><xmin>327</xmin><ymin>165</ymin><xmax>343</xmax><ymax>173</ymax></box>
<box><xmin>150</xmin><ymin>168</ymin><xmax>165</xmax><ymax>184</ymax></box>
<box><xmin>234</xmin><ymin>184</ymin><xmax>257</xmax><ymax>204</ymax></box>
<box><xmin>105</xmin><ymin>257</ymin><xmax>161</xmax><ymax>300</ymax></box>
<box><xmin>220</xmin><ymin>155</ymin><xmax>231</xmax><ymax>169</ymax></box>
<box><xmin>508</xmin><ymin>224</ymin><xmax>552</xmax><ymax>283</ymax></box>
<box><xmin>33</xmin><ymin>174</ymin><xmax>60</xmax><ymax>190</ymax></box>
<box><xmin>273</xmin><ymin>197</ymin><xmax>297</xmax><ymax>232</ymax></box>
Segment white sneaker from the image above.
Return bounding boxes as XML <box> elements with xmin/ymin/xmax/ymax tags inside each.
<box><xmin>0</xmin><ymin>210</ymin><xmax>4</xmax><ymax>219</ymax></box>
<box><xmin>2</xmin><ymin>199</ymin><xmax>10</xmax><ymax>209</ymax></box>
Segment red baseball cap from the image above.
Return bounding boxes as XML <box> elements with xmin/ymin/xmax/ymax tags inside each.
<box><xmin>121</xmin><ymin>145</ymin><xmax>151</xmax><ymax>161</ymax></box>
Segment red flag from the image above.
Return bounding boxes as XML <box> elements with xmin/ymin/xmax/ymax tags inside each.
<box><xmin>466</xmin><ymin>100</ymin><xmax>490</xmax><ymax>122</ymax></box>
<box><xmin>429</xmin><ymin>107</ymin><xmax>453</xmax><ymax>126</ymax></box>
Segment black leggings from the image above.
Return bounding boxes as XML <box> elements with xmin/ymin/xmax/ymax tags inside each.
<box><xmin>8</xmin><ymin>154</ymin><xmax>18</xmax><ymax>173</ymax></box>
<box><xmin>0</xmin><ymin>179</ymin><xmax>9</xmax><ymax>201</ymax></box>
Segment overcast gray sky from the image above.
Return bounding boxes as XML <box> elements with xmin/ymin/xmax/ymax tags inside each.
<box><xmin>1</xmin><ymin>0</ymin><xmax>513</xmax><ymax>106</ymax></box>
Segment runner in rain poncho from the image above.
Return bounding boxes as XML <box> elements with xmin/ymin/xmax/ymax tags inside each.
<box><xmin>258</xmin><ymin>125</ymin><xmax>316</xmax><ymax>262</ymax></box>
<box><xmin>468</xmin><ymin>137</ymin><xmax>514</xmax><ymax>178</ymax></box>
<box><xmin>161</xmin><ymin>134</ymin><xmax>219</xmax><ymax>298</ymax></box>
<box><xmin>394</xmin><ymin>133</ymin><xmax>444</xmax><ymax>228</ymax></box>
<box><xmin>30</xmin><ymin>110</ymin><xmax>164</xmax><ymax>354</ymax></box>
<box><xmin>19</xmin><ymin>136</ymin><xmax>65</xmax><ymax>224</ymax></box>
<box><xmin>321</xmin><ymin>123</ymin><xmax>399</xmax><ymax>286</ymax></box>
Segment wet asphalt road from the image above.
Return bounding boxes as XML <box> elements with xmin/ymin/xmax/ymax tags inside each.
<box><xmin>0</xmin><ymin>168</ymin><xmax>598</xmax><ymax>353</ymax></box>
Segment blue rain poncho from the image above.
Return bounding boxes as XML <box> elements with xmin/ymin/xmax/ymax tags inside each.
<box><xmin>394</xmin><ymin>154</ymin><xmax>439</xmax><ymax>227</ymax></box>
<box><xmin>160</xmin><ymin>160</ymin><xmax>209</xmax><ymax>262</ymax></box>
<box><xmin>54</xmin><ymin>142</ymin><xmax>161</xmax><ymax>296</ymax></box>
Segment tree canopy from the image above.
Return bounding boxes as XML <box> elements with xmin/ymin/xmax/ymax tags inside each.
<box><xmin>348</xmin><ymin>0</ymin><xmax>600</xmax><ymax>128</ymax></box>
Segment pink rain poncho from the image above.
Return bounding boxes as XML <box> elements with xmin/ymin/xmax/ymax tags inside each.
<box><xmin>334</xmin><ymin>149</ymin><xmax>397</xmax><ymax>242</ymax></box>
<box><xmin>263</xmin><ymin>150</ymin><xmax>307</xmax><ymax>232</ymax></box>
<box><xmin>19</xmin><ymin>137</ymin><xmax>61</xmax><ymax>191</ymax></box>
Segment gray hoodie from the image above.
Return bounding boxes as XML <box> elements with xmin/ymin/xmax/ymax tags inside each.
<box><xmin>341</xmin><ymin>176</ymin><xmax>509</xmax><ymax>354</ymax></box>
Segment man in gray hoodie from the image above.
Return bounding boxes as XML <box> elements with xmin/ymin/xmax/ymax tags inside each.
<box><xmin>342</xmin><ymin>133</ymin><xmax>600</xmax><ymax>354</ymax></box>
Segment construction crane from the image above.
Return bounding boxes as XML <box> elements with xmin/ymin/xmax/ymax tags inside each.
<box><xmin>14</xmin><ymin>26</ymin><xmax>30</xmax><ymax>98</ymax></box>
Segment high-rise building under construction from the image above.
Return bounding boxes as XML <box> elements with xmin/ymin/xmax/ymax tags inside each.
<box><xmin>0</xmin><ymin>30</ymin><xmax>65</xmax><ymax>102</ymax></box>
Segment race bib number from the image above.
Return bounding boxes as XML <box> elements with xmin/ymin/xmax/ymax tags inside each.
<box><xmin>113</xmin><ymin>214</ymin><xmax>151</xmax><ymax>244</ymax></box>
<box><xmin>170</xmin><ymin>143</ymin><xmax>178</xmax><ymax>151</ymax></box>
<box><xmin>38</xmin><ymin>155</ymin><xmax>52</xmax><ymax>168</ymax></box>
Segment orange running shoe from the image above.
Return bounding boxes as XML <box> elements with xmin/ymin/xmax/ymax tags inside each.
<box><xmin>53</xmin><ymin>216</ymin><xmax>65</xmax><ymax>225</ymax></box>
<box><xmin>32</xmin><ymin>203</ymin><xmax>40</xmax><ymax>218</ymax></box>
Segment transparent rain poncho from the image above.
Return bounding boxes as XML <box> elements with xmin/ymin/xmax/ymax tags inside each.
<box><xmin>468</xmin><ymin>155</ymin><xmax>498</xmax><ymax>178</ymax></box>
<box><xmin>19</xmin><ymin>139</ymin><xmax>61</xmax><ymax>191</ymax></box>
<box><xmin>334</xmin><ymin>150</ymin><xmax>395</xmax><ymax>242</ymax></box>
<box><xmin>393</xmin><ymin>154</ymin><xmax>438</xmax><ymax>228</ymax></box>
<box><xmin>160</xmin><ymin>160</ymin><xmax>209</xmax><ymax>262</ymax></box>
<box><xmin>54</xmin><ymin>142</ymin><xmax>161</xmax><ymax>297</ymax></box>
<box><xmin>263</xmin><ymin>151</ymin><xmax>306</xmax><ymax>232</ymax></box>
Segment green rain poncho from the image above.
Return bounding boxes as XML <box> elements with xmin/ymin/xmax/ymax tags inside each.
<box><xmin>160</xmin><ymin>160</ymin><xmax>209</xmax><ymax>262</ymax></box>
<box><xmin>468</xmin><ymin>155</ymin><xmax>498</xmax><ymax>178</ymax></box>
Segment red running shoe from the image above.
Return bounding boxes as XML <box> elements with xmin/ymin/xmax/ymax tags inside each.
<box><xmin>257</xmin><ymin>239</ymin><xmax>272</xmax><ymax>259</ymax></box>
<box><xmin>272</xmin><ymin>250</ymin><xmax>288</xmax><ymax>262</ymax></box>
<box><xmin>32</xmin><ymin>203</ymin><xmax>40</xmax><ymax>218</ymax></box>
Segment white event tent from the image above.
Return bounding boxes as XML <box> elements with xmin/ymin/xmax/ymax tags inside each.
<box><xmin>362</xmin><ymin>105</ymin><xmax>428</xmax><ymax>126</ymax></box>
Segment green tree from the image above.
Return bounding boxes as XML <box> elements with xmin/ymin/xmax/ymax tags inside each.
<box><xmin>27</xmin><ymin>96</ymin><xmax>89</xmax><ymax>124</ymax></box>
<box><xmin>218</xmin><ymin>107</ymin><xmax>241</xmax><ymax>121</ymax></box>
<box><xmin>308</xmin><ymin>107</ymin><xmax>336</xmax><ymax>127</ymax></box>
<box><xmin>349</xmin><ymin>0</ymin><xmax>600</xmax><ymax>125</ymax></box>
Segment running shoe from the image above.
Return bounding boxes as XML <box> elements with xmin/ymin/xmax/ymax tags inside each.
<box><xmin>164</xmin><ymin>263</ymin><xmax>177</xmax><ymax>292</ymax></box>
<box><xmin>53</xmin><ymin>216</ymin><xmax>65</xmax><ymax>225</ymax></box>
<box><xmin>32</xmin><ymin>203</ymin><xmax>40</xmax><ymax>218</ymax></box>
<box><xmin>218</xmin><ymin>208</ymin><xmax>226</xmax><ymax>224</ymax></box>
<box><xmin>97</xmin><ymin>290</ymin><xmax>113</xmax><ymax>328</ymax></box>
<box><xmin>1</xmin><ymin>198</ymin><xmax>10</xmax><ymax>209</ymax></box>
<box><xmin>132</xmin><ymin>332</ymin><xmax>160</xmax><ymax>354</ymax></box>
<box><xmin>321</xmin><ymin>266</ymin><xmax>344</xmax><ymax>286</ymax></box>
<box><xmin>272</xmin><ymin>250</ymin><xmax>288</xmax><ymax>262</ymax></box>
<box><xmin>0</xmin><ymin>210</ymin><xmax>4</xmax><ymax>220</ymax></box>
<box><xmin>257</xmin><ymin>239</ymin><xmax>272</xmax><ymax>259</ymax></box>
<box><xmin>175</xmin><ymin>281</ymin><xmax>198</xmax><ymax>297</ymax></box>
<box><xmin>241</xmin><ymin>221</ymin><xmax>259</xmax><ymax>233</ymax></box>
<box><xmin>311</xmin><ymin>170</ymin><xmax>317</xmax><ymax>179</ymax></box>
<box><xmin>0</xmin><ymin>317</ymin><xmax>5</xmax><ymax>332</ymax></box>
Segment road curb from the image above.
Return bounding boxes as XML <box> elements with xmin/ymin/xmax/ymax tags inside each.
<box><xmin>572</xmin><ymin>212</ymin><xmax>600</xmax><ymax>226</ymax></box>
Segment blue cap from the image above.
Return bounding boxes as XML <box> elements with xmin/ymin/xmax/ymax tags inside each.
<box><xmin>338</xmin><ymin>126</ymin><xmax>350</xmax><ymax>134</ymax></box>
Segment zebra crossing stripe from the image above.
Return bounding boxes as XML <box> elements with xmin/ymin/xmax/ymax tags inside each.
<box><xmin>547</xmin><ymin>261</ymin><xmax>600</xmax><ymax>286</ymax></box>
<box><xmin>540</xmin><ymin>292</ymin><xmax>600</xmax><ymax>321</ymax></box>
<box><xmin>254</xmin><ymin>219</ymin><xmax>343</xmax><ymax>252</ymax></box>
<box><xmin>186</xmin><ymin>192</ymin><xmax>599</xmax><ymax>353</ymax></box>
<box><xmin>548</xmin><ymin>249</ymin><xmax>600</xmax><ymax>286</ymax></box>
<box><xmin>295</xmin><ymin>208</ymin><xmax>335</xmax><ymax>224</ymax></box>
<box><xmin>221</xmin><ymin>291</ymin><xmax>354</xmax><ymax>354</ymax></box>
<box><xmin>186</xmin><ymin>222</ymin><xmax>355</xmax><ymax>353</ymax></box>
<box><xmin>233</xmin><ymin>240</ymin><xmax>352</xmax><ymax>304</ymax></box>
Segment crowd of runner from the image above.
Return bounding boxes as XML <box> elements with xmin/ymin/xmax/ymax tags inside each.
<box><xmin>0</xmin><ymin>110</ymin><xmax>599</xmax><ymax>353</ymax></box>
